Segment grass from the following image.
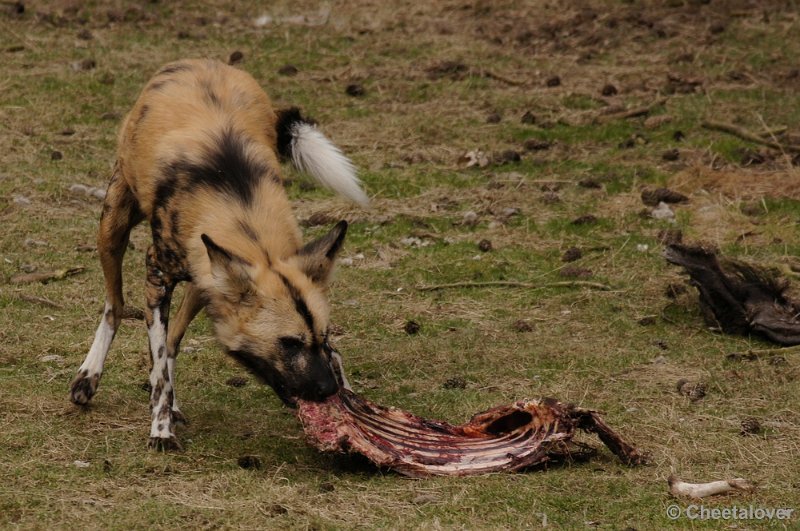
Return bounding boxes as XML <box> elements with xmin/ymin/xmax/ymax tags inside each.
<box><xmin>2</xmin><ymin>0</ymin><xmax>800</xmax><ymax>528</ymax></box>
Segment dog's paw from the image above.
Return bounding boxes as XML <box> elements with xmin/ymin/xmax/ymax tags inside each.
<box><xmin>148</xmin><ymin>436</ymin><xmax>183</xmax><ymax>452</ymax></box>
<box><xmin>70</xmin><ymin>370</ymin><xmax>99</xmax><ymax>405</ymax></box>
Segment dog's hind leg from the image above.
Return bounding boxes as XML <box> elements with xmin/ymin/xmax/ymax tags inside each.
<box><xmin>70</xmin><ymin>164</ymin><xmax>143</xmax><ymax>405</ymax></box>
<box><xmin>164</xmin><ymin>282</ymin><xmax>204</xmax><ymax>425</ymax></box>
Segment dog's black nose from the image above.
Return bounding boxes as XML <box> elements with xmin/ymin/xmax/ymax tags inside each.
<box><xmin>316</xmin><ymin>374</ymin><xmax>339</xmax><ymax>399</ymax></box>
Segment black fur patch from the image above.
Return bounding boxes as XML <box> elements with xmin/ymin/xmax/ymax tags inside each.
<box><xmin>186</xmin><ymin>128</ymin><xmax>268</xmax><ymax>204</ymax></box>
<box><xmin>275</xmin><ymin>107</ymin><xmax>316</xmax><ymax>161</ymax></box>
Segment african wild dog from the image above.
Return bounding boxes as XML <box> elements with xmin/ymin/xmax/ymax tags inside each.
<box><xmin>69</xmin><ymin>59</ymin><xmax>367</xmax><ymax>450</ymax></box>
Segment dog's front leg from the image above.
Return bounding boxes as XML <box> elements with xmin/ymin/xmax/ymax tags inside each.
<box><xmin>144</xmin><ymin>245</ymin><xmax>180</xmax><ymax>451</ymax></box>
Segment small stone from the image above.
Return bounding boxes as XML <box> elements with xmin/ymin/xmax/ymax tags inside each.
<box><xmin>278</xmin><ymin>64</ymin><xmax>298</xmax><ymax>76</ymax></box>
<box><xmin>237</xmin><ymin>455</ymin><xmax>262</xmax><ymax>470</ymax></box>
<box><xmin>662</xmin><ymin>148</ymin><xmax>680</xmax><ymax>161</ymax></box>
<box><xmin>601</xmin><ymin>83</ymin><xmax>618</xmax><ymax>96</ymax></box>
<box><xmin>73</xmin><ymin>460</ymin><xmax>91</xmax><ymax>468</ymax></box>
<box><xmin>523</xmin><ymin>139</ymin><xmax>550</xmax><ymax>151</ymax></box>
<box><xmin>520</xmin><ymin>111</ymin><xmax>536</xmax><ymax>124</ymax></box>
<box><xmin>226</xmin><ymin>376</ymin><xmax>248</xmax><ymax>388</ymax></box>
<box><xmin>500</xmin><ymin>207</ymin><xmax>520</xmax><ymax>219</ymax></box>
<box><xmin>24</xmin><ymin>238</ymin><xmax>48</xmax><ymax>247</ymax></box>
<box><xmin>442</xmin><ymin>376</ymin><xmax>467</xmax><ymax>389</ymax></box>
<box><xmin>345</xmin><ymin>83</ymin><xmax>365</xmax><ymax>97</ymax></box>
<box><xmin>72</xmin><ymin>58</ymin><xmax>96</xmax><ymax>71</ymax></box>
<box><xmin>39</xmin><ymin>354</ymin><xmax>64</xmax><ymax>363</ymax></box>
<box><xmin>228</xmin><ymin>50</ymin><xmax>244</xmax><ymax>65</ymax></box>
<box><xmin>541</xmin><ymin>191</ymin><xmax>560</xmax><ymax>204</ymax></box>
<box><xmin>740</xmin><ymin>417</ymin><xmax>761</xmax><ymax>435</ymax></box>
<box><xmin>561</xmin><ymin>246</ymin><xmax>582</xmax><ymax>262</ymax></box>
<box><xmin>486</xmin><ymin>112</ymin><xmax>501</xmax><ymax>123</ymax></box>
<box><xmin>51</xmin><ymin>150</ymin><xmax>63</xmax><ymax>160</ymax></box>
<box><xmin>740</xmin><ymin>202</ymin><xmax>765</xmax><ymax>216</ymax></box>
<box><xmin>477</xmin><ymin>239</ymin><xmax>492</xmax><ymax>252</ymax></box>
<box><xmin>404</xmin><ymin>320</ymin><xmax>421</xmax><ymax>335</ymax></box>
<box><xmin>545</xmin><ymin>75</ymin><xmax>561</xmax><ymax>87</ymax></box>
<box><xmin>494</xmin><ymin>150</ymin><xmax>521</xmax><ymax>164</ymax></box>
<box><xmin>559</xmin><ymin>266</ymin><xmax>593</xmax><ymax>278</ymax></box>
<box><xmin>578</xmin><ymin>178</ymin><xmax>602</xmax><ymax>189</ymax></box>
<box><xmin>651</xmin><ymin>202</ymin><xmax>675</xmax><ymax>220</ymax></box>
<box><xmin>12</xmin><ymin>194</ymin><xmax>31</xmax><ymax>205</ymax></box>
<box><xmin>60</xmin><ymin>127</ymin><xmax>76</xmax><ymax>136</ymax></box>
<box><xmin>677</xmin><ymin>379</ymin><xmax>706</xmax><ymax>401</ymax></box>
<box><xmin>512</xmin><ymin>319</ymin><xmax>534</xmax><ymax>333</ymax></box>
<box><xmin>571</xmin><ymin>214</ymin><xmax>598</xmax><ymax>225</ymax></box>
<box><xmin>461</xmin><ymin>210</ymin><xmax>479</xmax><ymax>226</ymax></box>
<box><xmin>637</xmin><ymin>316</ymin><xmax>656</xmax><ymax>326</ymax></box>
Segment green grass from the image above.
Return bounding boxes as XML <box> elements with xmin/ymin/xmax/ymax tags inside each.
<box><xmin>1</xmin><ymin>0</ymin><xmax>800</xmax><ymax>528</ymax></box>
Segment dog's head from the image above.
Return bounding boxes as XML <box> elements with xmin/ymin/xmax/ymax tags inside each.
<box><xmin>201</xmin><ymin>221</ymin><xmax>348</xmax><ymax>405</ymax></box>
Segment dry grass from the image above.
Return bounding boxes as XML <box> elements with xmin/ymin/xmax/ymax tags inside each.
<box><xmin>1</xmin><ymin>0</ymin><xmax>800</xmax><ymax>528</ymax></box>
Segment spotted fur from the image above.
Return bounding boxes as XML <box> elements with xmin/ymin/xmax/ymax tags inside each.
<box><xmin>70</xmin><ymin>59</ymin><xmax>361</xmax><ymax>450</ymax></box>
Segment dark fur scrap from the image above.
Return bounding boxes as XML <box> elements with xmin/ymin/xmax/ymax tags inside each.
<box><xmin>664</xmin><ymin>243</ymin><xmax>800</xmax><ymax>345</ymax></box>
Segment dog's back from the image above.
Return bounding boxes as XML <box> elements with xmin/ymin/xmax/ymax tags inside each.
<box><xmin>119</xmin><ymin>60</ymin><xmax>278</xmax><ymax>215</ymax></box>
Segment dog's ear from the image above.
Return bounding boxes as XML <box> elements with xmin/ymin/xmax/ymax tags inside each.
<box><xmin>201</xmin><ymin>234</ymin><xmax>256</xmax><ymax>302</ymax></box>
<box><xmin>292</xmin><ymin>220</ymin><xmax>348</xmax><ymax>286</ymax></box>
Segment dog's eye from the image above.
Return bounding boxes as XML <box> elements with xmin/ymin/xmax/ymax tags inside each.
<box><xmin>279</xmin><ymin>336</ymin><xmax>305</xmax><ymax>354</ymax></box>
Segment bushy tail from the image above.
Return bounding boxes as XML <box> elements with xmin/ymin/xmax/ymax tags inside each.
<box><xmin>276</xmin><ymin>107</ymin><xmax>368</xmax><ymax>206</ymax></box>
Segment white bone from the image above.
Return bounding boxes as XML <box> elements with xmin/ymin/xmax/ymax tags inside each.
<box><xmin>668</xmin><ymin>475</ymin><xmax>754</xmax><ymax>498</ymax></box>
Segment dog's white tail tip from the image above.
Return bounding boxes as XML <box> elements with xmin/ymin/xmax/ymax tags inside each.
<box><xmin>290</xmin><ymin>123</ymin><xmax>369</xmax><ymax>206</ymax></box>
